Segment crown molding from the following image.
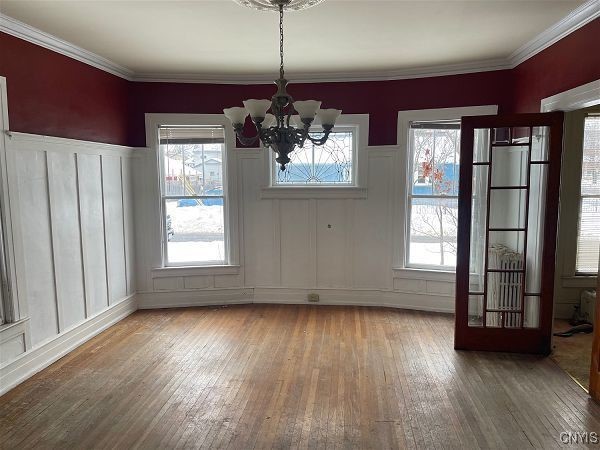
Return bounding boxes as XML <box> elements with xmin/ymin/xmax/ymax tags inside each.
<box><xmin>1</xmin><ymin>0</ymin><xmax>598</xmax><ymax>85</ymax></box>
<box><xmin>0</xmin><ymin>14</ymin><xmax>134</xmax><ymax>80</ymax></box>
<box><xmin>131</xmin><ymin>58</ymin><xmax>511</xmax><ymax>85</ymax></box>
<box><xmin>508</xmin><ymin>0</ymin><xmax>600</xmax><ymax>68</ymax></box>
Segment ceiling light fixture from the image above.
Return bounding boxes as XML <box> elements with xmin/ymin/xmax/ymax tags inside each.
<box><xmin>224</xmin><ymin>0</ymin><xmax>341</xmax><ymax>171</ymax></box>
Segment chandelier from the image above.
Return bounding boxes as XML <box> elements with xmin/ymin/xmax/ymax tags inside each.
<box><xmin>223</xmin><ymin>0</ymin><xmax>341</xmax><ymax>171</ymax></box>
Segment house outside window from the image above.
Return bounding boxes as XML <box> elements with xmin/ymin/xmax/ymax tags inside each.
<box><xmin>159</xmin><ymin>126</ymin><xmax>227</xmax><ymax>266</ymax></box>
<box><xmin>406</xmin><ymin>121</ymin><xmax>460</xmax><ymax>269</ymax></box>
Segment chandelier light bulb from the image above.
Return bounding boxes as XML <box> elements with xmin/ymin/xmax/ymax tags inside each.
<box><xmin>292</xmin><ymin>100</ymin><xmax>322</xmax><ymax>119</ymax></box>
<box><xmin>243</xmin><ymin>99</ymin><xmax>272</xmax><ymax>119</ymax></box>
<box><xmin>290</xmin><ymin>114</ymin><xmax>303</xmax><ymax>128</ymax></box>
<box><xmin>317</xmin><ymin>109</ymin><xmax>342</xmax><ymax>127</ymax></box>
<box><xmin>263</xmin><ymin>113</ymin><xmax>277</xmax><ymax>128</ymax></box>
<box><xmin>223</xmin><ymin>107</ymin><xmax>249</xmax><ymax>126</ymax></box>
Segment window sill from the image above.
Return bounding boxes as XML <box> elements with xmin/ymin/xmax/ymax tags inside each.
<box><xmin>392</xmin><ymin>267</ymin><xmax>456</xmax><ymax>282</ymax></box>
<box><xmin>152</xmin><ymin>265</ymin><xmax>240</xmax><ymax>278</ymax></box>
<box><xmin>561</xmin><ymin>275</ymin><xmax>597</xmax><ymax>288</ymax></box>
<box><xmin>260</xmin><ymin>186</ymin><xmax>367</xmax><ymax>200</ymax></box>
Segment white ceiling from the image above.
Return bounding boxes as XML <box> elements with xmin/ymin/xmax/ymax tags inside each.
<box><xmin>0</xmin><ymin>0</ymin><xmax>588</xmax><ymax>80</ymax></box>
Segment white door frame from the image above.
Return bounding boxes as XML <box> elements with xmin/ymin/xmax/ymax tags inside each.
<box><xmin>541</xmin><ymin>79</ymin><xmax>600</xmax><ymax>112</ymax></box>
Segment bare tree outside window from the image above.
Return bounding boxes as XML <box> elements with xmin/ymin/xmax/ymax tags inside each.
<box><xmin>408</xmin><ymin>124</ymin><xmax>460</xmax><ymax>268</ymax></box>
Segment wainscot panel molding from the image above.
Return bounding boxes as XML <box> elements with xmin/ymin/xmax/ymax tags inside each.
<box><xmin>1</xmin><ymin>132</ymin><xmax>140</xmax><ymax>374</ymax></box>
<box><xmin>0</xmin><ymin>295</ymin><xmax>136</xmax><ymax>396</ymax></box>
<box><xmin>0</xmin><ymin>318</ymin><xmax>30</xmax><ymax>366</ymax></box>
<box><xmin>134</xmin><ymin>136</ymin><xmax>455</xmax><ymax>313</ymax></box>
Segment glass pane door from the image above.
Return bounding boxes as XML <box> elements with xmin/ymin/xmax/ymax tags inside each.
<box><xmin>455</xmin><ymin>113</ymin><xmax>564</xmax><ymax>354</ymax></box>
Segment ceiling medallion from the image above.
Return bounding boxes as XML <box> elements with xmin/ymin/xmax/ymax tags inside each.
<box><xmin>233</xmin><ymin>0</ymin><xmax>325</xmax><ymax>12</ymax></box>
<box><xmin>224</xmin><ymin>0</ymin><xmax>340</xmax><ymax>171</ymax></box>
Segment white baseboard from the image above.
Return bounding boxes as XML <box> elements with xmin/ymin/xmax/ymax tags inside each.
<box><xmin>136</xmin><ymin>286</ymin><xmax>454</xmax><ymax>314</ymax></box>
<box><xmin>136</xmin><ymin>288</ymin><xmax>254</xmax><ymax>309</ymax></box>
<box><xmin>253</xmin><ymin>287</ymin><xmax>455</xmax><ymax>313</ymax></box>
<box><xmin>0</xmin><ymin>294</ymin><xmax>137</xmax><ymax>396</ymax></box>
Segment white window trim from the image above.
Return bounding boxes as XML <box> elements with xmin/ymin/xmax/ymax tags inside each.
<box><xmin>540</xmin><ymin>79</ymin><xmax>600</xmax><ymax>287</ymax></box>
<box><xmin>394</xmin><ymin>105</ymin><xmax>498</xmax><ymax>275</ymax></box>
<box><xmin>260</xmin><ymin>114</ymin><xmax>369</xmax><ymax>199</ymax></box>
<box><xmin>145</xmin><ymin>113</ymin><xmax>240</xmax><ymax>269</ymax></box>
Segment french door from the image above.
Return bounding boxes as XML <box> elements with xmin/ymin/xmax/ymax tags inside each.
<box><xmin>454</xmin><ymin>112</ymin><xmax>564</xmax><ymax>354</ymax></box>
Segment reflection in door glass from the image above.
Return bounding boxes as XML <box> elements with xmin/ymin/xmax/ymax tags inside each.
<box><xmin>468</xmin><ymin>126</ymin><xmax>549</xmax><ymax>329</ymax></box>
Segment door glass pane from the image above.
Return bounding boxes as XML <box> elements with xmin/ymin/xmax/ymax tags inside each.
<box><xmin>531</xmin><ymin>126</ymin><xmax>550</xmax><ymax>161</ymax></box>
<box><xmin>473</xmin><ymin>128</ymin><xmax>490</xmax><ymax>163</ymax></box>
<box><xmin>486</xmin><ymin>312</ymin><xmax>502</xmax><ymax>328</ymax></box>
<box><xmin>525</xmin><ymin>164</ymin><xmax>548</xmax><ymax>294</ymax></box>
<box><xmin>488</xmin><ymin>231</ymin><xmax>525</xmax><ymax>270</ymax></box>
<box><xmin>511</xmin><ymin>127</ymin><xmax>531</xmax><ymax>144</ymax></box>
<box><xmin>492</xmin><ymin>127</ymin><xmax>510</xmax><ymax>145</ymax></box>
<box><xmin>489</xmin><ymin>189</ymin><xmax>527</xmax><ymax>228</ymax></box>
<box><xmin>491</xmin><ymin>147</ymin><xmax>528</xmax><ymax>187</ymax></box>
<box><xmin>487</xmin><ymin>271</ymin><xmax>523</xmax><ymax>315</ymax></box>
<box><xmin>469</xmin><ymin>295</ymin><xmax>483</xmax><ymax>326</ymax></box>
<box><xmin>524</xmin><ymin>296</ymin><xmax>540</xmax><ymax>328</ymax></box>
<box><xmin>505</xmin><ymin>312</ymin><xmax>522</xmax><ymax>328</ymax></box>
<box><xmin>469</xmin><ymin>165</ymin><xmax>488</xmax><ymax>292</ymax></box>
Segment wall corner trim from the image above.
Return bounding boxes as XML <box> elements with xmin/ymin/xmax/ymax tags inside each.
<box><xmin>0</xmin><ymin>294</ymin><xmax>137</xmax><ymax>396</ymax></box>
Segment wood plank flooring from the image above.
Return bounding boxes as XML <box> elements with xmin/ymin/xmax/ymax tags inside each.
<box><xmin>1</xmin><ymin>304</ymin><xmax>600</xmax><ymax>449</ymax></box>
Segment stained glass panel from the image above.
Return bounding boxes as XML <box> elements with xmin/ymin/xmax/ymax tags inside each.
<box><xmin>275</xmin><ymin>131</ymin><xmax>353</xmax><ymax>185</ymax></box>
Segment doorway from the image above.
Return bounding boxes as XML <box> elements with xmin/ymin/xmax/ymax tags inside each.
<box><xmin>551</xmin><ymin>105</ymin><xmax>600</xmax><ymax>390</ymax></box>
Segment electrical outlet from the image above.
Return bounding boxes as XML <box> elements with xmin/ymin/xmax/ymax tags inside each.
<box><xmin>308</xmin><ymin>293</ymin><xmax>320</xmax><ymax>302</ymax></box>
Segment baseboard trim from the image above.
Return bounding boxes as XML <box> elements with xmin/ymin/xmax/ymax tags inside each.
<box><xmin>136</xmin><ymin>287</ymin><xmax>454</xmax><ymax>314</ymax></box>
<box><xmin>253</xmin><ymin>287</ymin><xmax>454</xmax><ymax>313</ymax></box>
<box><xmin>136</xmin><ymin>288</ymin><xmax>254</xmax><ymax>309</ymax></box>
<box><xmin>0</xmin><ymin>294</ymin><xmax>137</xmax><ymax>396</ymax></box>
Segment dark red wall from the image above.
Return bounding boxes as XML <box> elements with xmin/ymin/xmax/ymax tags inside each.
<box><xmin>509</xmin><ymin>19</ymin><xmax>600</xmax><ymax>113</ymax></box>
<box><xmin>1</xmin><ymin>17</ymin><xmax>599</xmax><ymax>147</ymax></box>
<box><xmin>129</xmin><ymin>70</ymin><xmax>513</xmax><ymax>147</ymax></box>
<box><xmin>0</xmin><ymin>32</ymin><xmax>130</xmax><ymax>145</ymax></box>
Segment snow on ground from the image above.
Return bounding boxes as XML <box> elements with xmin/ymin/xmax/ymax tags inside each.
<box><xmin>409</xmin><ymin>242</ymin><xmax>456</xmax><ymax>267</ymax></box>
<box><xmin>166</xmin><ymin>202</ymin><xmax>223</xmax><ymax>234</ymax></box>
<box><xmin>166</xmin><ymin>202</ymin><xmax>225</xmax><ymax>263</ymax></box>
<box><xmin>168</xmin><ymin>241</ymin><xmax>224</xmax><ymax>264</ymax></box>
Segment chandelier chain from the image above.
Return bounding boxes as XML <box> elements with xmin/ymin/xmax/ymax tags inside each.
<box><xmin>279</xmin><ymin>3</ymin><xmax>285</xmax><ymax>79</ymax></box>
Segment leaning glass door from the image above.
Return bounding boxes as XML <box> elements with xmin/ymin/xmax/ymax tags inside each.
<box><xmin>455</xmin><ymin>113</ymin><xmax>564</xmax><ymax>354</ymax></box>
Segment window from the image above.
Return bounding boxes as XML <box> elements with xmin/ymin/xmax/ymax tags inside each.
<box><xmin>406</xmin><ymin>121</ymin><xmax>460</xmax><ymax>269</ymax></box>
<box><xmin>576</xmin><ymin>114</ymin><xmax>600</xmax><ymax>274</ymax></box>
<box><xmin>272</xmin><ymin>128</ymin><xmax>355</xmax><ymax>185</ymax></box>
<box><xmin>160</xmin><ymin>126</ymin><xmax>226</xmax><ymax>266</ymax></box>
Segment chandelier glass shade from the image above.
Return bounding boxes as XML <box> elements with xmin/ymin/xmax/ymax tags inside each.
<box><xmin>224</xmin><ymin>0</ymin><xmax>341</xmax><ymax>171</ymax></box>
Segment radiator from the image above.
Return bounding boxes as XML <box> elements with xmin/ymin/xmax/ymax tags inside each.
<box><xmin>487</xmin><ymin>244</ymin><xmax>523</xmax><ymax>327</ymax></box>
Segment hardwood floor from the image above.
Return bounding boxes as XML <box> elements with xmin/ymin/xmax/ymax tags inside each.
<box><xmin>1</xmin><ymin>304</ymin><xmax>600</xmax><ymax>449</ymax></box>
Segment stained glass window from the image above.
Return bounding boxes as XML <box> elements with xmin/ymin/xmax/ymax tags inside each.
<box><xmin>274</xmin><ymin>130</ymin><xmax>354</xmax><ymax>185</ymax></box>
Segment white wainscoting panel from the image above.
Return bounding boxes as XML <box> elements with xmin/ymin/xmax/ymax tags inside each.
<box><xmin>3</xmin><ymin>132</ymin><xmax>138</xmax><ymax>372</ymax></box>
<box><xmin>136</xmin><ymin>143</ymin><xmax>455</xmax><ymax>313</ymax></box>
<box><xmin>102</xmin><ymin>155</ymin><xmax>127</xmax><ymax>304</ymax></box>
<box><xmin>14</xmin><ymin>148</ymin><xmax>59</xmax><ymax>345</ymax></box>
<box><xmin>47</xmin><ymin>151</ymin><xmax>86</xmax><ymax>330</ymax></box>
<box><xmin>78</xmin><ymin>153</ymin><xmax>109</xmax><ymax>315</ymax></box>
